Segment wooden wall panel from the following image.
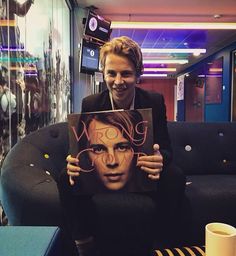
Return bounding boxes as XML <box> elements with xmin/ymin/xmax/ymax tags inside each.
<box><xmin>137</xmin><ymin>78</ymin><xmax>176</xmax><ymax>121</ymax></box>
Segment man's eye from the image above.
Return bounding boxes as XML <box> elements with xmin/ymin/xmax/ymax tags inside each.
<box><xmin>116</xmin><ymin>144</ymin><xmax>131</xmax><ymax>152</ymax></box>
<box><xmin>91</xmin><ymin>145</ymin><xmax>106</xmax><ymax>154</ymax></box>
<box><xmin>121</xmin><ymin>72</ymin><xmax>134</xmax><ymax>78</ymax></box>
<box><xmin>106</xmin><ymin>71</ymin><xmax>116</xmax><ymax>77</ymax></box>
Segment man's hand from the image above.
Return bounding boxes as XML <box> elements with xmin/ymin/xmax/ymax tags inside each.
<box><xmin>137</xmin><ymin>144</ymin><xmax>163</xmax><ymax>180</ymax></box>
<box><xmin>66</xmin><ymin>155</ymin><xmax>80</xmax><ymax>186</ymax></box>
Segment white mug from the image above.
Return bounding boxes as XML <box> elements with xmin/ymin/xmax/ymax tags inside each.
<box><xmin>205</xmin><ymin>222</ymin><xmax>236</xmax><ymax>256</ymax></box>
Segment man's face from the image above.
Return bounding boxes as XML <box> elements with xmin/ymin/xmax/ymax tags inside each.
<box><xmin>88</xmin><ymin>119</ymin><xmax>134</xmax><ymax>190</ymax></box>
<box><xmin>104</xmin><ymin>53</ymin><xmax>137</xmax><ymax>109</ymax></box>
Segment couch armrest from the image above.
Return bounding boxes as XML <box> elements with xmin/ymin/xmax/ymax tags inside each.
<box><xmin>0</xmin><ymin>141</ymin><xmax>62</xmax><ymax>225</ymax></box>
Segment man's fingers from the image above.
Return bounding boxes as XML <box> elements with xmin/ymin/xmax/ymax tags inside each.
<box><xmin>67</xmin><ymin>169</ymin><xmax>80</xmax><ymax>176</ymax></box>
<box><xmin>66</xmin><ymin>155</ymin><xmax>80</xmax><ymax>186</ymax></box>
<box><xmin>141</xmin><ymin>166</ymin><xmax>162</xmax><ymax>175</ymax></box>
<box><xmin>137</xmin><ymin>155</ymin><xmax>162</xmax><ymax>163</ymax></box>
<box><xmin>66</xmin><ymin>155</ymin><xmax>79</xmax><ymax>165</ymax></box>
<box><xmin>69</xmin><ymin>175</ymin><xmax>74</xmax><ymax>186</ymax></box>
<box><xmin>67</xmin><ymin>163</ymin><xmax>80</xmax><ymax>172</ymax></box>
<box><xmin>138</xmin><ymin>159</ymin><xmax>163</xmax><ymax>169</ymax></box>
<box><xmin>148</xmin><ymin>173</ymin><xmax>160</xmax><ymax>180</ymax></box>
<box><xmin>136</xmin><ymin>144</ymin><xmax>163</xmax><ymax>181</ymax></box>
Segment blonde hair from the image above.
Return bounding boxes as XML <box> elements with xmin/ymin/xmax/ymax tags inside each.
<box><xmin>99</xmin><ymin>36</ymin><xmax>143</xmax><ymax>77</ymax></box>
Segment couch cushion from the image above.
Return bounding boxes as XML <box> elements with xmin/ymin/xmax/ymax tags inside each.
<box><xmin>168</xmin><ymin>122</ymin><xmax>236</xmax><ymax>175</ymax></box>
<box><xmin>185</xmin><ymin>174</ymin><xmax>236</xmax><ymax>244</ymax></box>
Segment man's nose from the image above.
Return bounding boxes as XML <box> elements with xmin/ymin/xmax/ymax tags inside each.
<box><xmin>114</xmin><ymin>74</ymin><xmax>124</xmax><ymax>85</ymax></box>
<box><xmin>105</xmin><ymin>149</ymin><xmax>118</xmax><ymax>165</ymax></box>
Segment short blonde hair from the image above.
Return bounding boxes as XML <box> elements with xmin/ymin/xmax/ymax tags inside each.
<box><xmin>99</xmin><ymin>36</ymin><xmax>143</xmax><ymax>77</ymax></box>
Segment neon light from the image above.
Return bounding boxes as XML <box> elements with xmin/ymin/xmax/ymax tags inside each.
<box><xmin>209</xmin><ymin>68</ymin><xmax>223</xmax><ymax>72</ymax></box>
<box><xmin>198</xmin><ymin>74</ymin><xmax>222</xmax><ymax>78</ymax></box>
<box><xmin>144</xmin><ymin>68</ymin><xmax>176</xmax><ymax>72</ymax></box>
<box><xmin>24</xmin><ymin>73</ymin><xmax>38</xmax><ymax>76</ymax></box>
<box><xmin>0</xmin><ymin>20</ymin><xmax>16</xmax><ymax>26</ymax></box>
<box><xmin>0</xmin><ymin>57</ymin><xmax>39</xmax><ymax>62</ymax></box>
<box><xmin>10</xmin><ymin>67</ymin><xmax>37</xmax><ymax>71</ymax></box>
<box><xmin>1</xmin><ymin>47</ymin><xmax>25</xmax><ymax>52</ymax></box>
<box><xmin>142</xmin><ymin>74</ymin><xmax>168</xmax><ymax>77</ymax></box>
<box><xmin>111</xmin><ymin>21</ymin><xmax>236</xmax><ymax>30</ymax></box>
<box><xmin>143</xmin><ymin>59</ymin><xmax>188</xmax><ymax>64</ymax></box>
<box><xmin>141</xmin><ymin>48</ymin><xmax>206</xmax><ymax>54</ymax></box>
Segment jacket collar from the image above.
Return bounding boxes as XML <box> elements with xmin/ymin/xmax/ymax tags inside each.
<box><xmin>134</xmin><ymin>87</ymin><xmax>150</xmax><ymax>109</ymax></box>
<box><xmin>101</xmin><ymin>87</ymin><xmax>149</xmax><ymax>110</ymax></box>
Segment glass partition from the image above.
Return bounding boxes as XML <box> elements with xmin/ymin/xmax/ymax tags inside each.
<box><xmin>0</xmin><ymin>0</ymin><xmax>71</xmax><ymax>164</ymax></box>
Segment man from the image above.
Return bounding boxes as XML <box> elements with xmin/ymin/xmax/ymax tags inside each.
<box><xmin>58</xmin><ymin>36</ymin><xmax>186</xmax><ymax>256</ymax></box>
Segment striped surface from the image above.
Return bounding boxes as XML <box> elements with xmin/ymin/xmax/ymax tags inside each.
<box><xmin>155</xmin><ymin>245</ymin><xmax>205</xmax><ymax>256</ymax></box>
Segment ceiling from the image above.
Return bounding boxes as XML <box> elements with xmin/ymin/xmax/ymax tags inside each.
<box><xmin>75</xmin><ymin>0</ymin><xmax>236</xmax><ymax>77</ymax></box>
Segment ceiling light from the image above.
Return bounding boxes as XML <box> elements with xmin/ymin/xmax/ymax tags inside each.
<box><xmin>111</xmin><ymin>21</ymin><xmax>236</xmax><ymax>30</ymax></box>
<box><xmin>141</xmin><ymin>48</ymin><xmax>206</xmax><ymax>54</ymax></box>
<box><xmin>142</xmin><ymin>74</ymin><xmax>168</xmax><ymax>77</ymax></box>
<box><xmin>193</xmin><ymin>52</ymin><xmax>201</xmax><ymax>57</ymax></box>
<box><xmin>198</xmin><ymin>74</ymin><xmax>222</xmax><ymax>78</ymax></box>
<box><xmin>143</xmin><ymin>59</ymin><xmax>188</xmax><ymax>64</ymax></box>
<box><xmin>144</xmin><ymin>68</ymin><xmax>176</xmax><ymax>72</ymax></box>
<box><xmin>209</xmin><ymin>68</ymin><xmax>223</xmax><ymax>72</ymax></box>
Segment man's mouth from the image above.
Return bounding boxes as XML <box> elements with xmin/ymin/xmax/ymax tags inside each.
<box><xmin>112</xmin><ymin>84</ymin><xmax>127</xmax><ymax>91</ymax></box>
<box><xmin>104</xmin><ymin>173</ymin><xmax>124</xmax><ymax>182</ymax></box>
<box><xmin>113</xmin><ymin>88</ymin><xmax>127</xmax><ymax>96</ymax></box>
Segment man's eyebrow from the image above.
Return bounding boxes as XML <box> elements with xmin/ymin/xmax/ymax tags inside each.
<box><xmin>116</xmin><ymin>141</ymin><xmax>131</xmax><ymax>146</ymax></box>
<box><xmin>105</xmin><ymin>69</ymin><xmax>134</xmax><ymax>73</ymax></box>
<box><xmin>105</xmin><ymin>69</ymin><xmax>115</xmax><ymax>73</ymax></box>
<box><xmin>89</xmin><ymin>141</ymin><xmax>130</xmax><ymax>147</ymax></box>
<box><xmin>121</xmin><ymin>70</ymin><xmax>134</xmax><ymax>73</ymax></box>
<box><xmin>89</xmin><ymin>144</ymin><xmax>106</xmax><ymax>147</ymax></box>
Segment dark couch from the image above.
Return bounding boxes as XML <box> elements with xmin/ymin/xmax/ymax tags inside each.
<box><xmin>1</xmin><ymin>121</ymin><xmax>236</xmax><ymax>248</ymax></box>
<box><xmin>168</xmin><ymin>122</ymin><xmax>236</xmax><ymax>245</ymax></box>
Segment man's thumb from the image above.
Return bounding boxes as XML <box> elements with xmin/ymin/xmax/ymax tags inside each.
<box><xmin>153</xmin><ymin>144</ymin><xmax>160</xmax><ymax>155</ymax></box>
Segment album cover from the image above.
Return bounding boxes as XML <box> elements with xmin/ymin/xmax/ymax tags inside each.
<box><xmin>67</xmin><ymin>108</ymin><xmax>156</xmax><ymax>194</ymax></box>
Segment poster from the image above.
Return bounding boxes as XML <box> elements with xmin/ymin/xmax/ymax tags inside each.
<box><xmin>67</xmin><ymin>108</ymin><xmax>156</xmax><ymax>194</ymax></box>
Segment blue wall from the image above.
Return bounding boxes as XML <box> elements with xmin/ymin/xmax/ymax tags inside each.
<box><xmin>179</xmin><ymin>41</ymin><xmax>236</xmax><ymax>122</ymax></box>
<box><xmin>177</xmin><ymin>100</ymin><xmax>185</xmax><ymax>121</ymax></box>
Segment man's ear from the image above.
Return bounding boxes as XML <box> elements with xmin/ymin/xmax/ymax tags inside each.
<box><xmin>136</xmin><ymin>77</ymin><xmax>141</xmax><ymax>84</ymax></box>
